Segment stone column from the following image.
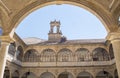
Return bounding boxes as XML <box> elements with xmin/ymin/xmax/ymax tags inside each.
<box><xmin>0</xmin><ymin>36</ymin><xmax>13</xmax><ymax>78</ymax></box>
<box><xmin>91</xmin><ymin>71</ymin><xmax>96</xmax><ymax>78</ymax></box>
<box><xmin>111</xmin><ymin>40</ymin><xmax>120</xmax><ymax>77</ymax></box>
<box><xmin>107</xmin><ymin>32</ymin><xmax>120</xmax><ymax>77</ymax></box>
<box><xmin>19</xmin><ymin>75</ymin><xmax>22</xmax><ymax>78</ymax></box>
<box><xmin>13</xmin><ymin>47</ymin><xmax>17</xmax><ymax>61</ymax></box>
<box><xmin>10</xmin><ymin>71</ymin><xmax>12</xmax><ymax>78</ymax></box>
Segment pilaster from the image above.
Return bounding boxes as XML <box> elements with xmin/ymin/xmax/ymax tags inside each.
<box><xmin>0</xmin><ymin>35</ymin><xmax>14</xmax><ymax>78</ymax></box>
<box><xmin>107</xmin><ymin>32</ymin><xmax>120</xmax><ymax>78</ymax></box>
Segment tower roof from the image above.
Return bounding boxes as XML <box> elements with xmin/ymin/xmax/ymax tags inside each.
<box><xmin>50</xmin><ymin>20</ymin><xmax>60</xmax><ymax>27</ymax></box>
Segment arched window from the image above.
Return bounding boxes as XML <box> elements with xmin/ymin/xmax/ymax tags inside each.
<box><xmin>41</xmin><ymin>49</ymin><xmax>56</xmax><ymax>62</ymax></box>
<box><xmin>75</xmin><ymin>48</ymin><xmax>91</xmax><ymax>61</ymax></box>
<box><xmin>58</xmin><ymin>48</ymin><xmax>73</xmax><ymax>62</ymax></box>
<box><xmin>58</xmin><ymin>72</ymin><xmax>73</xmax><ymax>78</ymax></box>
<box><xmin>8</xmin><ymin>42</ymin><xmax>16</xmax><ymax>57</ymax></box>
<box><xmin>16</xmin><ymin>46</ymin><xmax>23</xmax><ymax>61</ymax></box>
<box><xmin>23</xmin><ymin>49</ymin><xmax>39</xmax><ymax>62</ymax></box>
<box><xmin>109</xmin><ymin>44</ymin><xmax>115</xmax><ymax>60</ymax></box>
<box><xmin>92</xmin><ymin>48</ymin><xmax>109</xmax><ymax>61</ymax></box>
<box><xmin>40</xmin><ymin>72</ymin><xmax>55</xmax><ymax>78</ymax></box>
<box><xmin>77</xmin><ymin>71</ymin><xmax>93</xmax><ymax>78</ymax></box>
<box><xmin>96</xmin><ymin>71</ymin><xmax>113</xmax><ymax>78</ymax></box>
<box><xmin>53</xmin><ymin>26</ymin><xmax>57</xmax><ymax>33</ymax></box>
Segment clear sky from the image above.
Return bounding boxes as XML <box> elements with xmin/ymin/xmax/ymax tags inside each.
<box><xmin>15</xmin><ymin>4</ymin><xmax>107</xmax><ymax>40</ymax></box>
<box><xmin>0</xmin><ymin>28</ymin><xmax>2</xmax><ymax>36</ymax></box>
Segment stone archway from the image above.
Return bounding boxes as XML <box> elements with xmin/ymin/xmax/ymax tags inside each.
<box><xmin>96</xmin><ymin>71</ymin><xmax>113</xmax><ymax>78</ymax></box>
<box><xmin>0</xmin><ymin>0</ymin><xmax>120</xmax><ymax>78</ymax></box>
<box><xmin>40</xmin><ymin>72</ymin><xmax>55</xmax><ymax>78</ymax></box>
<box><xmin>58</xmin><ymin>72</ymin><xmax>73</xmax><ymax>78</ymax></box>
<box><xmin>21</xmin><ymin>72</ymin><xmax>37</xmax><ymax>78</ymax></box>
<box><xmin>23</xmin><ymin>49</ymin><xmax>39</xmax><ymax>62</ymax></box>
<box><xmin>41</xmin><ymin>49</ymin><xmax>56</xmax><ymax>62</ymax></box>
<box><xmin>75</xmin><ymin>48</ymin><xmax>91</xmax><ymax>61</ymax></box>
<box><xmin>57</xmin><ymin>48</ymin><xmax>73</xmax><ymax>62</ymax></box>
<box><xmin>92</xmin><ymin>47</ymin><xmax>110</xmax><ymax>61</ymax></box>
<box><xmin>16</xmin><ymin>46</ymin><xmax>24</xmax><ymax>61</ymax></box>
<box><xmin>12</xmin><ymin>70</ymin><xmax>19</xmax><ymax>78</ymax></box>
<box><xmin>77</xmin><ymin>71</ymin><xmax>93</xmax><ymax>78</ymax></box>
<box><xmin>8</xmin><ymin>0</ymin><xmax>118</xmax><ymax>36</ymax></box>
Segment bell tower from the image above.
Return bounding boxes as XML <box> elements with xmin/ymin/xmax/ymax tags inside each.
<box><xmin>48</xmin><ymin>20</ymin><xmax>62</xmax><ymax>42</ymax></box>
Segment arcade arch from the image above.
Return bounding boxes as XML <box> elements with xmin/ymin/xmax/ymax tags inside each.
<box><xmin>0</xmin><ymin>1</ymin><xmax>120</xmax><ymax>78</ymax></box>
<box><xmin>57</xmin><ymin>48</ymin><xmax>73</xmax><ymax>62</ymax></box>
<box><xmin>77</xmin><ymin>71</ymin><xmax>93</xmax><ymax>78</ymax></box>
<box><xmin>92</xmin><ymin>47</ymin><xmax>110</xmax><ymax>61</ymax></box>
<box><xmin>12</xmin><ymin>70</ymin><xmax>19</xmax><ymax>78</ymax></box>
<box><xmin>16</xmin><ymin>46</ymin><xmax>24</xmax><ymax>61</ymax></box>
<box><xmin>58</xmin><ymin>72</ymin><xmax>73</xmax><ymax>78</ymax></box>
<box><xmin>23</xmin><ymin>49</ymin><xmax>39</xmax><ymax>62</ymax></box>
<box><xmin>96</xmin><ymin>71</ymin><xmax>113</xmax><ymax>78</ymax></box>
<box><xmin>75</xmin><ymin>48</ymin><xmax>91</xmax><ymax>61</ymax></box>
<box><xmin>41</xmin><ymin>49</ymin><xmax>56</xmax><ymax>62</ymax></box>
<box><xmin>21</xmin><ymin>72</ymin><xmax>37</xmax><ymax>78</ymax></box>
<box><xmin>40</xmin><ymin>72</ymin><xmax>55</xmax><ymax>78</ymax></box>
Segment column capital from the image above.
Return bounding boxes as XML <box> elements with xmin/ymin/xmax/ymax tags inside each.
<box><xmin>0</xmin><ymin>35</ymin><xmax>14</xmax><ymax>43</ymax></box>
<box><xmin>106</xmin><ymin>32</ymin><xmax>120</xmax><ymax>42</ymax></box>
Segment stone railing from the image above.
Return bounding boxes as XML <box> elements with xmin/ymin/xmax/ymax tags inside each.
<box><xmin>22</xmin><ymin>60</ymin><xmax>115</xmax><ymax>67</ymax></box>
<box><xmin>7</xmin><ymin>54</ymin><xmax>116</xmax><ymax>67</ymax></box>
<box><xmin>7</xmin><ymin>54</ymin><xmax>22</xmax><ymax>65</ymax></box>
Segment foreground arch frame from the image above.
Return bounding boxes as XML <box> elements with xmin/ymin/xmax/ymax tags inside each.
<box><xmin>0</xmin><ymin>0</ymin><xmax>120</xmax><ymax>78</ymax></box>
<box><xmin>1</xmin><ymin>0</ymin><xmax>118</xmax><ymax>35</ymax></box>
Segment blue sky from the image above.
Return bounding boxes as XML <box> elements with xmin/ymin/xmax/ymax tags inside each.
<box><xmin>15</xmin><ymin>4</ymin><xmax>107</xmax><ymax>40</ymax></box>
<box><xmin>0</xmin><ymin>28</ymin><xmax>2</xmax><ymax>36</ymax></box>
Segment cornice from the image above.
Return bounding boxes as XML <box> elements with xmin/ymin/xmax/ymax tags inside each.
<box><xmin>0</xmin><ymin>35</ymin><xmax>14</xmax><ymax>43</ymax></box>
<box><xmin>106</xmin><ymin>32</ymin><xmax>120</xmax><ymax>41</ymax></box>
